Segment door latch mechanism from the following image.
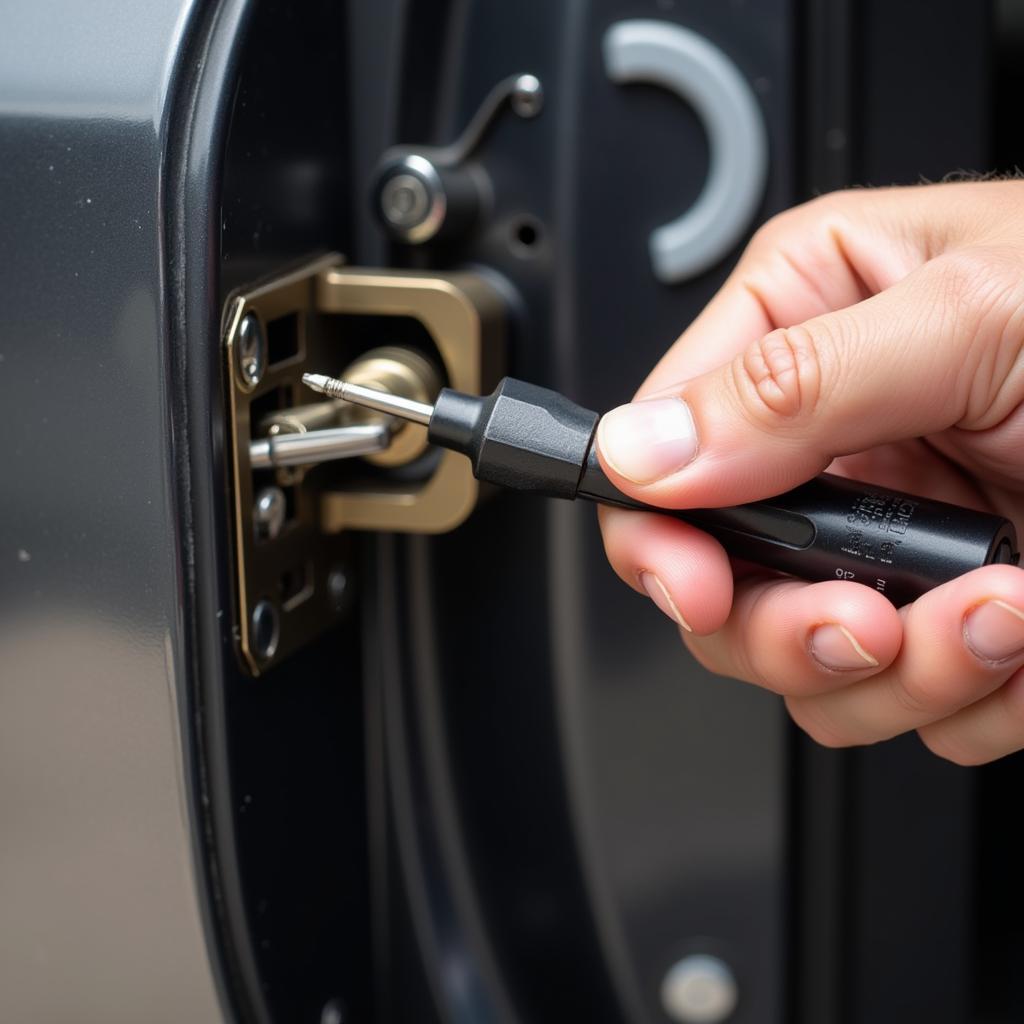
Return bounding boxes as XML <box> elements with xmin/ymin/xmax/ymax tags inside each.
<box><xmin>223</xmin><ymin>254</ymin><xmax>504</xmax><ymax>675</ymax></box>
<box><xmin>373</xmin><ymin>72</ymin><xmax>544</xmax><ymax>245</ymax></box>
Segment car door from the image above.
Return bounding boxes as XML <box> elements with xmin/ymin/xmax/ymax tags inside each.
<box><xmin>3</xmin><ymin>2</ymin><xmax>1022</xmax><ymax>1023</ymax></box>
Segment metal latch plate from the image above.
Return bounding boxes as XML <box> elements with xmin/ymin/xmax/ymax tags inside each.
<box><xmin>223</xmin><ymin>254</ymin><xmax>503</xmax><ymax>675</ymax></box>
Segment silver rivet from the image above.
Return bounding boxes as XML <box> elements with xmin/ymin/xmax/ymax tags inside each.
<box><xmin>510</xmin><ymin>74</ymin><xmax>544</xmax><ymax>118</ymax></box>
<box><xmin>327</xmin><ymin>566</ymin><xmax>349</xmax><ymax>613</ymax></box>
<box><xmin>250</xmin><ymin>599</ymin><xmax>280</xmax><ymax>662</ymax></box>
<box><xmin>381</xmin><ymin>172</ymin><xmax>431</xmax><ymax>229</ymax></box>
<box><xmin>253</xmin><ymin>486</ymin><xmax>287</xmax><ymax>541</ymax></box>
<box><xmin>236</xmin><ymin>312</ymin><xmax>266</xmax><ymax>388</ymax></box>
<box><xmin>660</xmin><ymin>955</ymin><xmax>738</xmax><ymax>1023</ymax></box>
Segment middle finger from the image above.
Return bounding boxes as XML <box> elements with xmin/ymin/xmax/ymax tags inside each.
<box><xmin>787</xmin><ymin>565</ymin><xmax>1024</xmax><ymax>747</ymax></box>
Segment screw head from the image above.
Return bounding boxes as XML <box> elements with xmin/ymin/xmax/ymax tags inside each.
<box><xmin>236</xmin><ymin>312</ymin><xmax>266</xmax><ymax>389</ymax></box>
<box><xmin>327</xmin><ymin>566</ymin><xmax>349</xmax><ymax>614</ymax></box>
<box><xmin>511</xmin><ymin>74</ymin><xmax>544</xmax><ymax>118</ymax></box>
<box><xmin>660</xmin><ymin>955</ymin><xmax>738</xmax><ymax>1024</ymax></box>
<box><xmin>253</xmin><ymin>486</ymin><xmax>287</xmax><ymax>542</ymax></box>
<box><xmin>381</xmin><ymin>172</ymin><xmax>431</xmax><ymax>230</ymax></box>
<box><xmin>250</xmin><ymin>599</ymin><xmax>280</xmax><ymax>662</ymax></box>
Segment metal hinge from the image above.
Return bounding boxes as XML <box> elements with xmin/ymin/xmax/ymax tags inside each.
<box><xmin>222</xmin><ymin>254</ymin><xmax>504</xmax><ymax>675</ymax></box>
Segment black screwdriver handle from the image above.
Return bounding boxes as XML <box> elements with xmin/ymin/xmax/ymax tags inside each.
<box><xmin>577</xmin><ymin>449</ymin><xmax>1019</xmax><ymax>607</ymax></box>
<box><xmin>423</xmin><ymin>376</ymin><xmax>1019</xmax><ymax>607</ymax></box>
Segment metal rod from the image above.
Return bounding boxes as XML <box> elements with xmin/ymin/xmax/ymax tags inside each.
<box><xmin>249</xmin><ymin>422</ymin><xmax>391</xmax><ymax>470</ymax></box>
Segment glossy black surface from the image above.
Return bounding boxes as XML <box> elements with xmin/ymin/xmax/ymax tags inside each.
<box><xmin>0</xmin><ymin>2</ymin><xmax>230</xmax><ymax>1019</ymax></box>
<box><xmin>170</xmin><ymin>0</ymin><xmax>371</xmax><ymax>1020</ymax></box>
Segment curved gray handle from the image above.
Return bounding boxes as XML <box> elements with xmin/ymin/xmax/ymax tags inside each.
<box><xmin>603</xmin><ymin>19</ymin><xmax>768</xmax><ymax>283</ymax></box>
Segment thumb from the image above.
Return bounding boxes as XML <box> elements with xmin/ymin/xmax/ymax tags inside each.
<box><xmin>596</xmin><ymin>249</ymin><xmax>1023</xmax><ymax>508</ymax></box>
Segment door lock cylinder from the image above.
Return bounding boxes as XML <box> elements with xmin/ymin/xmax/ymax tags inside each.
<box><xmin>247</xmin><ymin>347</ymin><xmax>442</xmax><ymax>472</ymax></box>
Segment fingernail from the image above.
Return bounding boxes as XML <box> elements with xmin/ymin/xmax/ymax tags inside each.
<box><xmin>598</xmin><ymin>398</ymin><xmax>698</xmax><ymax>484</ymax></box>
<box><xmin>964</xmin><ymin>599</ymin><xmax>1024</xmax><ymax>662</ymax></box>
<box><xmin>809</xmin><ymin>623</ymin><xmax>878</xmax><ymax>671</ymax></box>
<box><xmin>639</xmin><ymin>572</ymin><xmax>692</xmax><ymax>632</ymax></box>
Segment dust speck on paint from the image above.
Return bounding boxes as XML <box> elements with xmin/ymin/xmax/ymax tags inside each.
<box><xmin>17</xmin><ymin>549</ymin><xmax>31</xmax><ymax>563</ymax></box>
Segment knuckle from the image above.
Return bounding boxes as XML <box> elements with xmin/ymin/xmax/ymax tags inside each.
<box><xmin>930</xmin><ymin>247</ymin><xmax>1024</xmax><ymax>428</ymax></box>
<box><xmin>733</xmin><ymin>325</ymin><xmax>827</xmax><ymax>426</ymax></box>
<box><xmin>800</xmin><ymin>189</ymin><xmax>865</xmax><ymax>231</ymax></box>
<box><xmin>932</xmin><ymin>247</ymin><xmax>1002</xmax><ymax>300</ymax></box>
<box><xmin>805</xmin><ymin>188</ymin><xmax>857</xmax><ymax>215</ymax></box>
<box><xmin>747</xmin><ymin>192</ymin><xmax>848</xmax><ymax>253</ymax></box>
<box><xmin>930</xmin><ymin>247</ymin><xmax>1024</xmax><ymax>335</ymax></box>
<box><xmin>748</xmin><ymin>209</ymin><xmax>798</xmax><ymax>251</ymax></box>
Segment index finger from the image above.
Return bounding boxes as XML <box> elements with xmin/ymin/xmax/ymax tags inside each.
<box><xmin>638</xmin><ymin>190</ymin><xmax>915</xmax><ymax>397</ymax></box>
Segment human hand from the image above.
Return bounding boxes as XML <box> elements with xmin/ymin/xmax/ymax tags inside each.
<box><xmin>597</xmin><ymin>181</ymin><xmax>1024</xmax><ymax>764</ymax></box>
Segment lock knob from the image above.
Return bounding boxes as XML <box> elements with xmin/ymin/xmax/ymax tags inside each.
<box><xmin>372</xmin><ymin>72</ymin><xmax>544</xmax><ymax>245</ymax></box>
<box><xmin>374</xmin><ymin>154</ymin><xmax>481</xmax><ymax>244</ymax></box>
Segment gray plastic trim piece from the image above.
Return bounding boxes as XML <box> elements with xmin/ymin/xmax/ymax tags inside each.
<box><xmin>603</xmin><ymin>19</ymin><xmax>768</xmax><ymax>283</ymax></box>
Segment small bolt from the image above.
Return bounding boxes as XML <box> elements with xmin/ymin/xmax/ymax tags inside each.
<box><xmin>381</xmin><ymin>172</ymin><xmax>431</xmax><ymax>229</ymax></box>
<box><xmin>510</xmin><ymin>74</ymin><xmax>544</xmax><ymax>118</ymax></box>
<box><xmin>250</xmin><ymin>599</ymin><xmax>280</xmax><ymax>662</ymax></box>
<box><xmin>327</xmin><ymin>566</ymin><xmax>349</xmax><ymax>613</ymax></box>
<box><xmin>253</xmin><ymin>486</ymin><xmax>287</xmax><ymax>542</ymax></box>
<box><xmin>236</xmin><ymin>312</ymin><xmax>266</xmax><ymax>388</ymax></box>
<box><xmin>660</xmin><ymin>955</ymin><xmax>738</xmax><ymax>1024</ymax></box>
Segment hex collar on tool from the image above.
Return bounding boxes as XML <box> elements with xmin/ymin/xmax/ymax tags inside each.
<box><xmin>603</xmin><ymin>19</ymin><xmax>768</xmax><ymax>283</ymax></box>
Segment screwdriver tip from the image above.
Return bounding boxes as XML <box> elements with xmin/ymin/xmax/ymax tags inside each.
<box><xmin>302</xmin><ymin>372</ymin><xmax>336</xmax><ymax>397</ymax></box>
<box><xmin>300</xmin><ymin>370</ymin><xmax>435</xmax><ymax>425</ymax></box>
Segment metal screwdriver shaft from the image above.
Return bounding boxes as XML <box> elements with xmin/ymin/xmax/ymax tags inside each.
<box><xmin>302</xmin><ymin>373</ymin><xmax>434</xmax><ymax>425</ymax></box>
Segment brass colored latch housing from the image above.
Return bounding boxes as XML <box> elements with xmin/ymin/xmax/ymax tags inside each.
<box><xmin>223</xmin><ymin>254</ymin><xmax>504</xmax><ymax>675</ymax></box>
